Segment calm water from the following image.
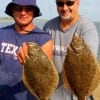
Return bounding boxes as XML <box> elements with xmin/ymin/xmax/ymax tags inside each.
<box><xmin>0</xmin><ymin>20</ymin><xmax>100</xmax><ymax>58</ymax></box>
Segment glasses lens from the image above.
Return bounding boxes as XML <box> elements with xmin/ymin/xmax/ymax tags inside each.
<box><xmin>66</xmin><ymin>1</ymin><xmax>75</xmax><ymax>6</ymax></box>
<box><xmin>13</xmin><ymin>6</ymin><xmax>22</xmax><ymax>11</ymax></box>
<box><xmin>56</xmin><ymin>1</ymin><xmax>75</xmax><ymax>7</ymax></box>
<box><xmin>56</xmin><ymin>2</ymin><xmax>64</xmax><ymax>7</ymax></box>
<box><xmin>25</xmin><ymin>6</ymin><xmax>33</xmax><ymax>12</ymax></box>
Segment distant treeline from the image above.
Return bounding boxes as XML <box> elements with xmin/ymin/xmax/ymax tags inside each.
<box><xmin>0</xmin><ymin>17</ymin><xmax>48</xmax><ymax>22</ymax></box>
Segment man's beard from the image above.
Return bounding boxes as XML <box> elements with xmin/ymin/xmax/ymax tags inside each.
<box><xmin>60</xmin><ymin>15</ymin><xmax>73</xmax><ymax>21</ymax></box>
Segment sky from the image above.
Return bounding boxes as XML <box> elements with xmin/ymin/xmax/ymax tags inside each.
<box><xmin>0</xmin><ymin>0</ymin><xmax>100</xmax><ymax>22</ymax></box>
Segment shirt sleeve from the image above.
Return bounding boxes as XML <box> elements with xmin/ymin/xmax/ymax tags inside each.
<box><xmin>81</xmin><ymin>20</ymin><xmax>99</xmax><ymax>56</ymax></box>
<box><xmin>38</xmin><ymin>33</ymin><xmax>52</xmax><ymax>46</ymax></box>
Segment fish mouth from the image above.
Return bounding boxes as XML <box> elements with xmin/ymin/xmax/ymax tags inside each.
<box><xmin>69</xmin><ymin>36</ymin><xmax>85</xmax><ymax>54</ymax></box>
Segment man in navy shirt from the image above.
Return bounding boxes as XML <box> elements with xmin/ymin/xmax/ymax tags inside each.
<box><xmin>0</xmin><ymin>0</ymin><xmax>53</xmax><ymax>100</ymax></box>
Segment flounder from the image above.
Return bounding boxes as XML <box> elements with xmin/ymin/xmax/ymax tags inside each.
<box><xmin>23</xmin><ymin>42</ymin><xmax>59</xmax><ymax>100</ymax></box>
<box><xmin>62</xmin><ymin>34</ymin><xmax>100</xmax><ymax>100</ymax></box>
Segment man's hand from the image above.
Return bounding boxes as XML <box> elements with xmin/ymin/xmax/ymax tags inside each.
<box><xmin>17</xmin><ymin>42</ymin><xmax>28</xmax><ymax>64</ymax></box>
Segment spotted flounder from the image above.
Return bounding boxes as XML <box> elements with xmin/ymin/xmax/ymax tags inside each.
<box><xmin>62</xmin><ymin>34</ymin><xmax>100</xmax><ymax>100</ymax></box>
<box><xmin>23</xmin><ymin>42</ymin><xmax>59</xmax><ymax>100</ymax></box>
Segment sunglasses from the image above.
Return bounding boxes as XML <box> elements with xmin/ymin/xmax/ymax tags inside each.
<box><xmin>13</xmin><ymin>6</ymin><xmax>33</xmax><ymax>12</ymax></box>
<box><xmin>56</xmin><ymin>1</ymin><xmax>75</xmax><ymax>7</ymax></box>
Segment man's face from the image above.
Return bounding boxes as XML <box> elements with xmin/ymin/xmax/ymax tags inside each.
<box><xmin>56</xmin><ymin>0</ymin><xmax>80</xmax><ymax>21</ymax></box>
<box><xmin>12</xmin><ymin>5</ymin><xmax>34</xmax><ymax>26</ymax></box>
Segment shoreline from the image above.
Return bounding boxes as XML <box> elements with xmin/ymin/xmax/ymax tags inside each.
<box><xmin>0</xmin><ymin>17</ymin><xmax>13</xmax><ymax>22</ymax></box>
<box><xmin>0</xmin><ymin>17</ymin><xmax>48</xmax><ymax>22</ymax></box>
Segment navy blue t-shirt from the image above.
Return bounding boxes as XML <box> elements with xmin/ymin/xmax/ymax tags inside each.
<box><xmin>0</xmin><ymin>24</ymin><xmax>52</xmax><ymax>100</ymax></box>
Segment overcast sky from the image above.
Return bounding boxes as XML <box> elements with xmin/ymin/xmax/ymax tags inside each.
<box><xmin>0</xmin><ymin>0</ymin><xmax>100</xmax><ymax>22</ymax></box>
